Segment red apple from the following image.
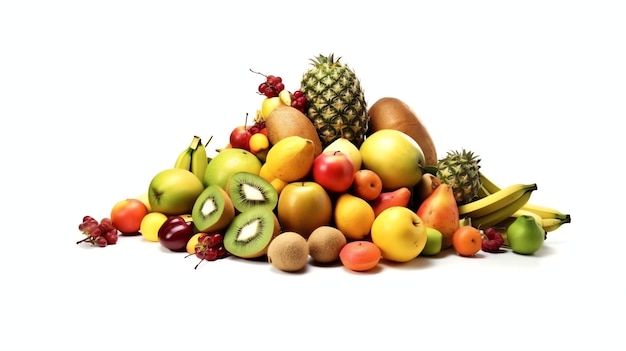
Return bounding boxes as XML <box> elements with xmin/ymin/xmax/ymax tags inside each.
<box><xmin>229</xmin><ymin>126</ymin><xmax>252</xmax><ymax>151</ymax></box>
<box><xmin>351</xmin><ymin>169</ymin><xmax>383</xmax><ymax>201</ymax></box>
<box><xmin>158</xmin><ymin>215</ymin><xmax>195</xmax><ymax>252</ymax></box>
<box><xmin>312</xmin><ymin>151</ymin><xmax>355</xmax><ymax>193</ymax></box>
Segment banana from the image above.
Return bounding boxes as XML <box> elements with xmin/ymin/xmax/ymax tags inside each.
<box><xmin>520</xmin><ymin>203</ymin><xmax>570</xmax><ymax>221</ymax></box>
<box><xmin>468</xmin><ymin>189</ymin><xmax>535</xmax><ymax>228</ymax></box>
<box><xmin>511</xmin><ymin>208</ymin><xmax>543</xmax><ymax>225</ymax></box>
<box><xmin>174</xmin><ymin>135</ymin><xmax>202</xmax><ymax>172</ymax></box>
<box><xmin>458</xmin><ymin>183</ymin><xmax>538</xmax><ymax>218</ymax></box>
<box><xmin>190</xmin><ymin>138</ymin><xmax>208</xmax><ymax>181</ymax></box>
<box><xmin>478</xmin><ymin>171</ymin><xmax>501</xmax><ymax>194</ymax></box>
<box><xmin>542</xmin><ymin>215</ymin><xmax>571</xmax><ymax>232</ymax></box>
<box><xmin>480</xmin><ymin>171</ymin><xmax>571</xmax><ymax>222</ymax></box>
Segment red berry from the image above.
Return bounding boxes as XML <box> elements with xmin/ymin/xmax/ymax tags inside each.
<box><xmin>482</xmin><ymin>227</ymin><xmax>505</xmax><ymax>253</ymax></box>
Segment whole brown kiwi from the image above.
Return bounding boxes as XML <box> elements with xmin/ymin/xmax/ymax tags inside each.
<box><xmin>307</xmin><ymin>226</ymin><xmax>347</xmax><ymax>264</ymax></box>
<box><xmin>264</xmin><ymin>105</ymin><xmax>323</xmax><ymax>157</ymax></box>
<box><xmin>267</xmin><ymin>231</ymin><xmax>309</xmax><ymax>272</ymax></box>
<box><xmin>367</xmin><ymin>97</ymin><xmax>438</xmax><ymax>166</ymax></box>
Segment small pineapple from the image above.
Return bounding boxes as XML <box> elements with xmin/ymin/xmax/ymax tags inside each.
<box><xmin>300</xmin><ymin>54</ymin><xmax>369</xmax><ymax>148</ymax></box>
<box><xmin>436</xmin><ymin>149</ymin><xmax>481</xmax><ymax>205</ymax></box>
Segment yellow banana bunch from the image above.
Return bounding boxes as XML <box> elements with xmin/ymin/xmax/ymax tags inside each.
<box><xmin>174</xmin><ymin>135</ymin><xmax>209</xmax><ymax>182</ymax></box>
<box><xmin>458</xmin><ymin>183</ymin><xmax>538</xmax><ymax>228</ymax></box>
<box><xmin>478</xmin><ymin>171</ymin><xmax>571</xmax><ymax>233</ymax></box>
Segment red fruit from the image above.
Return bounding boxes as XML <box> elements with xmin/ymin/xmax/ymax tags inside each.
<box><xmin>416</xmin><ymin>184</ymin><xmax>460</xmax><ymax>249</ymax></box>
<box><xmin>370</xmin><ymin>187</ymin><xmax>411</xmax><ymax>217</ymax></box>
<box><xmin>229</xmin><ymin>126</ymin><xmax>252</xmax><ymax>151</ymax></box>
<box><xmin>312</xmin><ymin>151</ymin><xmax>355</xmax><ymax>193</ymax></box>
<box><xmin>482</xmin><ymin>227</ymin><xmax>505</xmax><ymax>252</ymax></box>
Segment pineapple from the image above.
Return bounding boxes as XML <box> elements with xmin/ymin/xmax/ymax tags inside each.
<box><xmin>436</xmin><ymin>149</ymin><xmax>481</xmax><ymax>205</ymax></box>
<box><xmin>300</xmin><ymin>54</ymin><xmax>369</xmax><ymax>148</ymax></box>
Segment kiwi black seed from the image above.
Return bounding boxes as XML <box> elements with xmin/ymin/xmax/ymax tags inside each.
<box><xmin>227</xmin><ymin>172</ymin><xmax>278</xmax><ymax>213</ymax></box>
<box><xmin>267</xmin><ymin>232</ymin><xmax>309</xmax><ymax>272</ymax></box>
<box><xmin>307</xmin><ymin>226</ymin><xmax>347</xmax><ymax>264</ymax></box>
<box><xmin>223</xmin><ymin>207</ymin><xmax>280</xmax><ymax>259</ymax></box>
<box><xmin>191</xmin><ymin>185</ymin><xmax>235</xmax><ymax>233</ymax></box>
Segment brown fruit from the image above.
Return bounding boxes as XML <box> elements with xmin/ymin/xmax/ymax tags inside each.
<box><xmin>265</xmin><ymin>105</ymin><xmax>323</xmax><ymax>157</ymax></box>
<box><xmin>267</xmin><ymin>232</ymin><xmax>309</xmax><ymax>272</ymax></box>
<box><xmin>307</xmin><ymin>226</ymin><xmax>347</xmax><ymax>264</ymax></box>
<box><xmin>367</xmin><ymin>97</ymin><xmax>438</xmax><ymax>166</ymax></box>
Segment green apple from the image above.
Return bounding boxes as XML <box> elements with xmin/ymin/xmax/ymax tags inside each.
<box><xmin>203</xmin><ymin>148</ymin><xmax>262</xmax><ymax>189</ymax></box>
<box><xmin>148</xmin><ymin>168</ymin><xmax>204</xmax><ymax>216</ymax></box>
<box><xmin>421</xmin><ymin>227</ymin><xmax>443</xmax><ymax>256</ymax></box>
<box><xmin>506</xmin><ymin>215</ymin><xmax>545</xmax><ymax>255</ymax></box>
<box><xmin>359</xmin><ymin>129</ymin><xmax>425</xmax><ymax>191</ymax></box>
<box><xmin>276</xmin><ymin>181</ymin><xmax>332</xmax><ymax>239</ymax></box>
<box><xmin>323</xmin><ymin>137</ymin><xmax>362</xmax><ymax>172</ymax></box>
<box><xmin>370</xmin><ymin>206</ymin><xmax>427</xmax><ymax>262</ymax></box>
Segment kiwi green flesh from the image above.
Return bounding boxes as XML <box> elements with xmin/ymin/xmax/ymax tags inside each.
<box><xmin>224</xmin><ymin>207</ymin><xmax>275</xmax><ymax>258</ymax></box>
<box><xmin>192</xmin><ymin>185</ymin><xmax>225</xmax><ymax>232</ymax></box>
<box><xmin>228</xmin><ymin>172</ymin><xmax>277</xmax><ymax>212</ymax></box>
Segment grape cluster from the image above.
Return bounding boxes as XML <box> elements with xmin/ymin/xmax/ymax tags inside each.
<box><xmin>481</xmin><ymin>227</ymin><xmax>505</xmax><ymax>252</ymax></box>
<box><xmin>77</xmin><ymin>216</ymin><xmax>119</xmax><ymax>247</ymax></box>
<box><xmin>290</xmin><ymin>89</ymin><xmax>308</xmax><ymax>113</ymax></box>
<box><xmin>190</xmin><ymin>233</ymin><xmax>229</xmax><ymax>269</ymax></box>
<box><xmin>252</xmin><ymin>69</ymin><xmax>285</xmax><ymax>98</ymax></box>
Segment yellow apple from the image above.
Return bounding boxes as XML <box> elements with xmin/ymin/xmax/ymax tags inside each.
<box><xmin>277</xmin><ymin>181</ymin><xmax>333</xmax><ymax>239</ymax></box>
<box><xmin>323</xmin><ymin>137</ymin><xmax>362</xmax><ymax>172</ymax></box>
<box><xmin>359</xmin><ymin>129</ymin><xmax>425</xmax><ymax>191</ymax></box>
<box><xmin>370</xmin><ymin>206</ymin><xmax>427</xmax><ymax>262</ymax></box>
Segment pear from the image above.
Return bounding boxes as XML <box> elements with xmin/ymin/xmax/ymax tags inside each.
<box><xmin>506</xmin><ymin>215</ymin><xmax>545</xmax><ymax>255</ymax></box>
<box><xmin>323</xmin><ymin>137</ymin><xmax>362</xmax><ymax>172</ymax></box>
<box><xmin>416</xmin><ymin>183</ymin><xmax>460</xmax><ymax>249</ymax></box>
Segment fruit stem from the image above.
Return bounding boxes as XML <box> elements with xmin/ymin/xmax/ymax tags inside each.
<box><xmin>249</xmin><ymin>68</ymin><xmax>267</xmax><ymax>78</ymax></box>
<box><xmin>204</xmin><ymin>135</ymin><xmax>213</xmax><ymax>148</ymax></box>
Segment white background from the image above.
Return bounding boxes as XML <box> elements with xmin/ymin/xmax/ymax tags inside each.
<box><xmin>2</xmin><ymin>1</ymin><xmax>625</xmax><ymax>350</ymax></box>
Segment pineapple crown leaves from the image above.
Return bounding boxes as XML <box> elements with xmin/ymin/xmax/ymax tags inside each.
<box><xmin>309</xmin><ymin>53</ymin><xmax>343</xmax><ymax>68</ymax></box>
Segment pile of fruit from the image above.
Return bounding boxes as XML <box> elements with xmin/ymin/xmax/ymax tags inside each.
<box><xmin>77</xmin><ymin>53</ymin><xmax>572</xmax><ymax>272</ymax></box>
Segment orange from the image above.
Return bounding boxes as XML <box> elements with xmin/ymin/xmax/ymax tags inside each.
<box><xmin>452</xmin><ymin>226</ymin><xmax>482</xmax><ymax>257</ymax></box>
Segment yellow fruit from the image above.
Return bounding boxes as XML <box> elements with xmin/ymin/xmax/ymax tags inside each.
<box><xmin>186</xmin><ymin>233</ymin><xmax>203</xmax><ymax>254</ymax></box>
<box><xmin>333</xmin><ymin>193</ymin><xmax>376</xmax><ymax>240</ymax></box>
<box><xmin>264</xmin><ymin>135</ymin><xmax>315</xmax><ymax>182</ymax></box>
<box><xmin>139</xmin><ymin>212</ymin><xmax>168</xmax><ymax>242</ymax></box>
<box><xmin>249</xmin><ymin>133</ymin><xmax>269</xmax><ymax>154</ymax></box>
<box><xmin>371</xmin><ymin>206</ymin><xmax>427</xmax><ymax>262</ymax></box>
<box><xmin>260</xmin><ymin>97</ymin><xmax>285</xmax><ymax>119</ymax></box>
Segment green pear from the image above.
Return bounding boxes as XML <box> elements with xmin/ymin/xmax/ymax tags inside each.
<box><xmin>506</xmin><ymin>215</ymin><xmax>545</xmax><ymax>255</ymax></box>
<box><xmin>323</xmin><ymin>137</ymin><xmax>362</xmax><ymax>172</ymax></box>
<box><xmin>148</xmin><ymin>168</ymin><xmax>204</xmax><ymax>216</ymax></box>
<box><xmin>422</xmin><ymin>227</ymin><xmax>443</xmax><ymax>256</ymax></box>
<box><xmin>203</xmin><ymin>148</ymin><xmax>262</xmax><ymax>189</ymax></box>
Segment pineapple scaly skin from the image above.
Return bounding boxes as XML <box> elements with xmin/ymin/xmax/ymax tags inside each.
<box><xmin>436</xmin><ymin>149</ymin><xmax>482</xmax><ymax>205</ymax></box>
<box><xmin>300</xmin><ymin>54</ymin><xmax>369</xmax><ymax>148</ymax></box>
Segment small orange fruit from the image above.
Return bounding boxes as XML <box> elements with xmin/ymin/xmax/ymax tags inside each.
<box><xmin>339</xmin><ymin>241</ymin><xmax>381</xmax><ymax>272</ymax></box>
<box><xmin>452</xmin><ymin>225</ymin><xmax>482</xmax><ymax>257</ymax></box>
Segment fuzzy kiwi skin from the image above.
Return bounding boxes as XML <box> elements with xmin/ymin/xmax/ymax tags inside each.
<box><xmin>267</xmin><ymin>232</ymin><xmax>309</xmax><ymax>272</ymax></box>
<box><xmin>367</xmin><ymin>97</ymin><xmax>438</xmax><ymax>166</ymax></box>
<box><xmin>265</xmin><ymin>105</ymin><xmax>323</xmax><ymax>157</ymax></box>
<box><xmin>307</xmin><ymin>226</ymin><xmax>347</xmax><ymax>264</ymax></box>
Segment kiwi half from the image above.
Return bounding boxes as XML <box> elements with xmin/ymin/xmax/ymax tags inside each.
<box><xmin>223</xmin><ymin>207</ymin><xmax>280</xmax><ymax>259</ymax></box>
<box><xmin>191</xmin><ymin>185</ymin><xmax>235</xmax><ymax>233</ymax></box>
<box><xmin>226</xmin><ymin>172</ymin><xmax>278</xmax><ymax>213</ymax></box>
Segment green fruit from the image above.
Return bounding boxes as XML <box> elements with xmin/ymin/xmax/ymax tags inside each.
<box><xmin>422</xmin><ymin>227</ymin><xmax>443</xmax><ymax>256</ymax></box>
<box><xmin>359</xmin><ymin>129</ymin><xmax>425</xmax><ymax>191</ymax></box>
<box><xmin>203</xmin><ymin>148</ymin><xmax>262</xmax><ymax>190</ymax></box>
<box><xmin>148</xmin><ymin>168</ymin><xmax>204</xmax><ymax>216</ymax></box>
<box><xmin>506</xmin><ymin>215</ymin><xmax>545</xmax><ymax>255</ymax></box>
<box><xmin>223</xmin><ymin>207</ymin><xmax>280</xmax><ymax>259</ymax></box>
<box><xmin>191</xmin><ymin>185</ymin><xmax>236</xmax><ymax>233</ymax></box>
<box><xmin>226</xmin><ymin>172</ymin><xmax>278</xmax><ymax>213</ymax></box>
